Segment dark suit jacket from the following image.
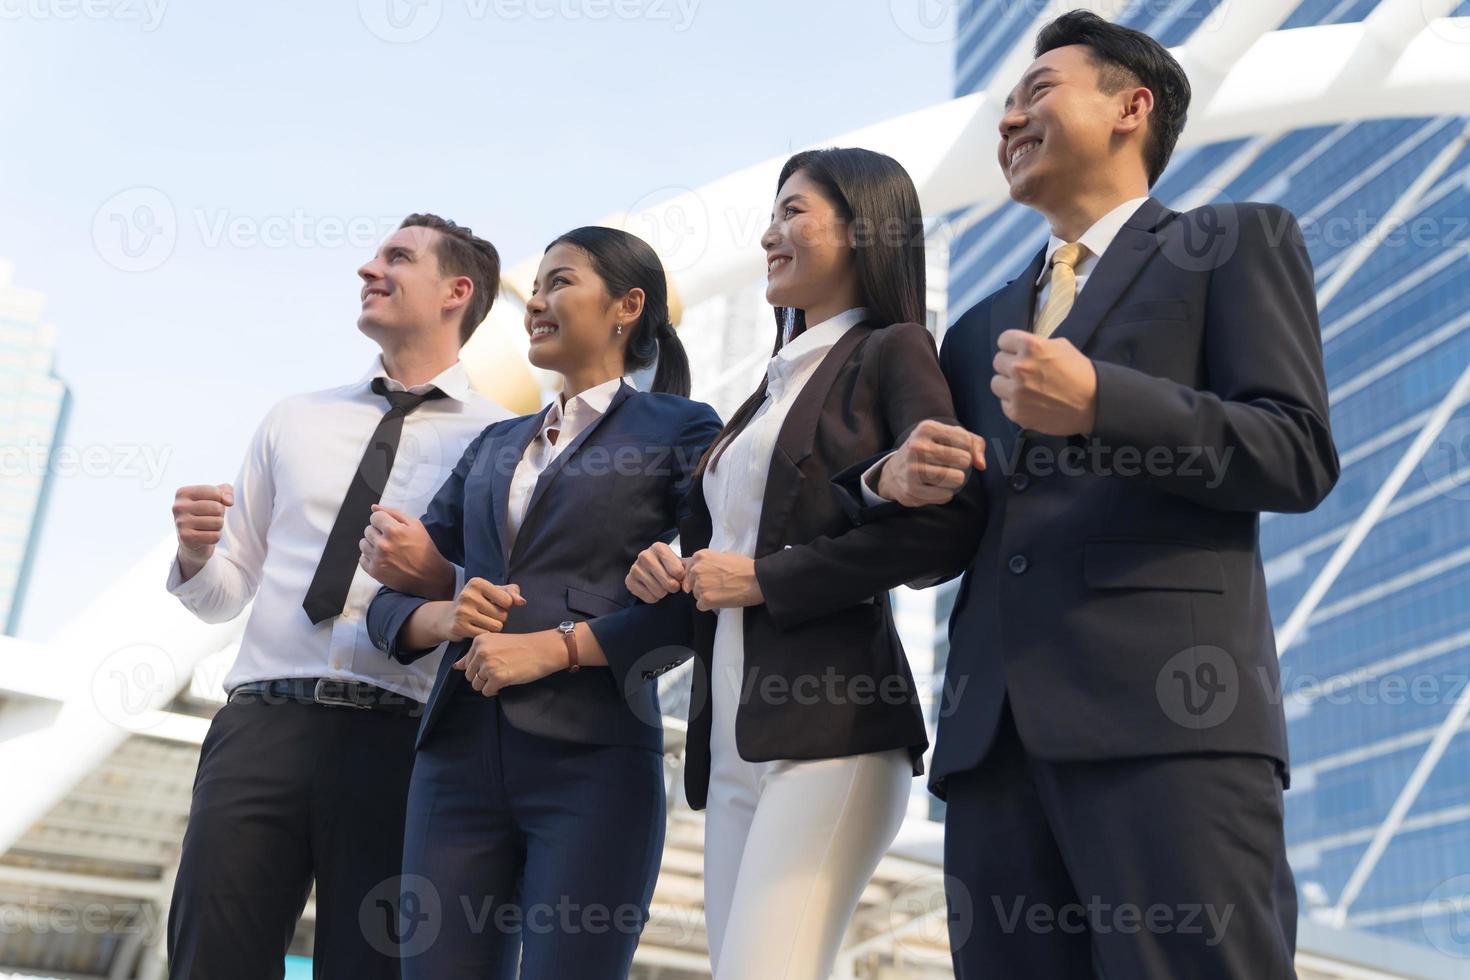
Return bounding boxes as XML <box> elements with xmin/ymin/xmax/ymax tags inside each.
<box><xmin>592</xmin><ymin>321</ymin><xmax>987</xmax><ymax>810</ymax></box>
<box><xmin>860</xmin><ymin>198</ymin><xmax>1340</xmax><ymax>799</ymax></box>
<box><xmin>366</xmin><ymin>382</ymin><xmax>723</xmax><ymax>751</ymax></box>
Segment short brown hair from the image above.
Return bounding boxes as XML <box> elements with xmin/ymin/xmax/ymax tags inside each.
<box><xmin>398</xmin><ymin>213</ymin><xmax>501</xmax><ymax>344</ymax></box>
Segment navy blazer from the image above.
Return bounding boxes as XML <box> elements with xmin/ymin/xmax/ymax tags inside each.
<box><xmin>367</xmin><ymin>382</ymin><xmax>723</xmax><ymax>751</ymax></box>
<box><xmin>859</xmin><ymin>198</ymin><xmax>1340</xmax><ymax>799</ymax></box>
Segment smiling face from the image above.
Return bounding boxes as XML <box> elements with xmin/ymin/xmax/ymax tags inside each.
<box><xmin>356</xmin><ymin>225</ymin><xmax>470</xmax><ymax>341</ymax></box>
<box><xmin>997</xmin><ymin>44</ymin><xmax>1149</xmax><ymax>212</ymax></box>
<box><xmin>524</xmin><ymin>242</ymin><xmax>640</xmax><ymax>381</ymax></box>
<box><xmin>761</xmin><ymin>170</ymin><xmax>859</xmax><ymax>318</ymax></box>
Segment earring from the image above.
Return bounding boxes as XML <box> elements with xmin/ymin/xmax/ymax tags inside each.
<box><xmin>616</xmin><ymin>323</ymin><xmax>623</xmax><ymax>336</ymax></box>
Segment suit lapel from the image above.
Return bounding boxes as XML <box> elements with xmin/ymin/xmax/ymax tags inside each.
<box><xmin>753</xmin><ymin>322</ymin><xmax>873</xmax><ymax>557</ymax></box>
<box><xmin>509</xmin><ymin>381</ymin><xmax>635</xmax><ymax>568</ymax></box>
<box><xmin>1050</xmin><ymin>196</ymin><xmax>1170</xmax><ymax>353</ymax></box>
<box><xmin>490</xmin><ymin>409</ymin><xmax>549</xmax><ymax>567</ymax></box>
<box><xmin>989</xmin><ymin>248</ymin><xmax>1046</xmax><ymax>441</ymax></box>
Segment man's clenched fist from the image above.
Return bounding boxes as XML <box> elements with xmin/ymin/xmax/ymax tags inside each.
<box><xmin>173</xmin><ymin>484</ymin><xmax>233</xmax><ymax>578</ymax></box>
<box><xmin>991</xmin><ymin>329</ymin><xmax>1098</xmax><ymax>436</ymax></box>
<box><xmin>873</xmin><ymin>420</ymin><xmax>987</xmax><ymax>507</ymax></box>
<box><xmin>360</xmin><ymin>504</ymin><xmax>456</xmax><ymax>599</ymax></box>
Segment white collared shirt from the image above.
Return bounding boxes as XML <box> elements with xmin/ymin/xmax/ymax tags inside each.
<box><xmin>1032</xmin><ymin>196</ymin><xmax>1150</xmax><ymax>326</ymax></box>
<box><xmin>503</xmin><ymin>376</ymin><xmax>628</xmax><ymax>555</ymax></box>
<box><xmin>704</xmin><ymin>307</ymin><xmax>868</xmax><ymax>741</ymax></box>
<box><xmin>166</xmin><ymin>357</ymin><xmax>512</xmax><ymax>702</ymax></box>
<box><xmin>706</xmin><ymin>307</ymin><xmax>869</xmax><ymax>558</ymax></box>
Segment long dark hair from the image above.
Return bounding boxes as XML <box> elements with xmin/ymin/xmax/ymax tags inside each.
<box><xmin>697</xmin><ymin>146</ymin><xmax>927</xmax><ymax>478</ymax></box>
<box><xmin>544</xmin><ymin>226</ymin><xmax>692</xmax><ymax>397</ymax></box>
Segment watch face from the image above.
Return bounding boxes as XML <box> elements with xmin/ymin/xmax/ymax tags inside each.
<box><xmin>559</xmin><ymin>620</ymin><xmax>574</xmax><ymax>632</ymax></box>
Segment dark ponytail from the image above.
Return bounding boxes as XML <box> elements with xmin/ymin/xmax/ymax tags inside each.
<box><xmin>543</xmin><ymin>226</ymin><xmax>692</xmax><ymax>397</ymax></box>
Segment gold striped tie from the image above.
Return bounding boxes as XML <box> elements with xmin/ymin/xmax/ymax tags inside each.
<box><xmin>1033</xmin><ymin>242</ymin><xmax>1087</xmax><ymax>340</ymax></box>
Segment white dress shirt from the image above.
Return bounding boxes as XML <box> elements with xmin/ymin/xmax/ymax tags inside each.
<box><xmin>166</xmin><ymin>357</ymin><xmax>511</xmax><ymax>702</ymax></box>
<box><xmin>858</xmin><ymin>197</ymin><xmax>1151</xmax><ymax>505</ymax></box>
<box><xmin>503</xmin><ymin>376</ymin><xmax>628</xmax><ymax>555</ymax></box>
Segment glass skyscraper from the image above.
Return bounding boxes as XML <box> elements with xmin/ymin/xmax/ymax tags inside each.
<box><xmin>944</xmin><ymin>0</ymin><xmax>1470</xmax><ymax>956</ymax></box>
<box><xmin>0</xmin><ymin>260</ymin><xmax>70</xmax><ymax>636</ymax></box>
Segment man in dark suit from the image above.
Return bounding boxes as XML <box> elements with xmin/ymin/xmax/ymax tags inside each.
<box><xmin>854</xmin><ymin>12</ymin><xmax>1339</xmax><ymax>977</ymax></box>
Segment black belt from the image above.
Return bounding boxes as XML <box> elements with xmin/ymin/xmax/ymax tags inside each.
<box><xmin>227</xmin><ymin>677</ymin><xmax>424</xmax><ymax>718</ymax></box>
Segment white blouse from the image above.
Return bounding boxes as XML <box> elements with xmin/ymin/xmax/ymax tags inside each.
<box><xmin>703</xmin><ymin>308</ymin><xmax>869</xmax><ymax>690</ymax></box>
<box><xmin>503</xmin><ymin>376</ymin><xmax>627</xmax><ymax>556</ymax></box>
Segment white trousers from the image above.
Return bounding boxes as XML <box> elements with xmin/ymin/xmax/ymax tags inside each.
<box><xmin>702</xmin><ymin>609</ymin><xmax>911</xmax><ymax>979</ymax></box>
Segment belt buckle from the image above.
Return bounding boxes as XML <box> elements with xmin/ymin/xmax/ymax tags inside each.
<box><xmin>313</xmin><ymin>678</ymin><xmax>371</xmax><ymax>709</ymax></box>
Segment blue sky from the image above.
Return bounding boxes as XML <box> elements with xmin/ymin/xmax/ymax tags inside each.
<box><xmin>0</xmin><ymin>0</ymin><xmax>957</xmax><ymax>639</ymax></box>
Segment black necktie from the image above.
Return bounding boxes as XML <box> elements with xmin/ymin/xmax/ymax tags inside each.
<box><xmin>302</xmin><ymin>378</ymin><xmax>448</xmax><ymax>625</ymax></box>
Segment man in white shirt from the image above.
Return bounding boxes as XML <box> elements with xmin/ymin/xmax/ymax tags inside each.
<box><xmin>165</xmin><ymin>213</ymin><xmax>513</xmax><ymax>979</ymax></box>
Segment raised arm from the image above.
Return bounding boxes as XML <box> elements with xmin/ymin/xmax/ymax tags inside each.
<box><xmin>166</xmin><ymin>405</ymin><xmax>278</xmax><ymax>623</ymax></box>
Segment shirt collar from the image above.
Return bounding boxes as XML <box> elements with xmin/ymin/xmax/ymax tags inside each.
<box><xmin>1038</xmin><ymin>196</ymin><xmax>1150</xmax><ymax>284</ymax></box>
<box><xmin>770</xmin><ymin>307</ymin><xmax>869</xmax><ymax>381</ymax></box>
<box><xmin>360</xmin><ymin>356</ymin><xmax>475</xmax><ymax>403</ymax></box>
<box><xmin>544</xmin><ymin>376</ymin><xmax>627</xmax><ymax>430</ymax></box>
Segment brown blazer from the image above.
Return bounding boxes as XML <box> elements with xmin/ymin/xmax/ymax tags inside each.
<box><xmin>591</xmin><ymin>318</ymin><xmax>986</xmax><ymax>810</ymax></box>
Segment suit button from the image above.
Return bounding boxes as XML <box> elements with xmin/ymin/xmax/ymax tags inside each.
<box><xmin>1008</xmin><ymin>554</ymin><xmax>1029</xmax><ymax>575</ymax></box>
<box><xmin>1010</xmin><ymin>474</ymin><xmax>1030</xmax><ymax>492</ymax></box>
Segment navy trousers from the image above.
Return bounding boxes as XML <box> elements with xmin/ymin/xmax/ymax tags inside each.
<box><xmin>943</xmin><ymin>703</ymin><xmax>1298</xmax><ymax>979</ymax></box>
<box><xmin>399</xmin><ymin>690</ymin><xmax>666</xmax><ymax>979</ymax></box>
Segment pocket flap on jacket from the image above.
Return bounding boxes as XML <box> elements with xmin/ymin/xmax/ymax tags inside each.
<box><xmin>1108</xmin><ymin>300</ymin><xmax>1188</xmax><ymax>324</ymax></box>
<box><xmin>565</xmin><ymin>586</ymin><xmax>627</xmax><ymax>617</ymax></box>
<box><xmin>1084</xmin><ymin>540</ymin><xmax>1225</xmax><ymax>593</ymax></box>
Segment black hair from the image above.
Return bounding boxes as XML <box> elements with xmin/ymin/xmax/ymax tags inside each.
<box><xmin>543</xmin><ymin>226</ymin><xmax>691</xmax><ymax>397</ymax></box>
<box><xmin>1034</xmin><ymin>9</ymin><xmax>1192</xmax><ymax>187</ymax></box>
<box><xmin>698</xmin><ymin>146</ymin><xmax>927</xmax><ymax>478</ymax></box>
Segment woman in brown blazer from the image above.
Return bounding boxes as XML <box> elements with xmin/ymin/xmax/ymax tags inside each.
<box><xmin>593</xmin><ymin>147</ymin><xmax>986</xmax><ymax>979</ymax></box>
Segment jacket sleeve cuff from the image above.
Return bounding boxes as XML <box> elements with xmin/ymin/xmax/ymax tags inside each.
<box><xmin>831</xmin><ymin>453</ymin><xmax>905</xmax><ymax>526</ymax></box>
<box><xmin>367</xmin><ymin>588</ymin><xmax>438</xmax><ymax>664</ymax></box>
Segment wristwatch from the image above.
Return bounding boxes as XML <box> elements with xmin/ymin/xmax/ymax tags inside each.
<box><xmin>557</xmin><ymin>620</ymin><xmax>580</xmax><ymax>673</ymax></box>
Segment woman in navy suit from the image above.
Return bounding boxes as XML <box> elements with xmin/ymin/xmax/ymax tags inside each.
<box><xmin>366</xmin><ymin>226</ymin><xmax>721</xmax><ymax>979</ymax></box>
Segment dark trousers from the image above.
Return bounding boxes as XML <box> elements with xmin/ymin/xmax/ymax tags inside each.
<box><xmin>399</xmin><ymin>693</ymin><xmax>666</xmax><ymax>980</ymax></box>
<box><xmin>943</xmin><ymin>704</ymin><xmax>1298</xmax><ymax>979</ymax></box>
<box><xmin>167</xmin><ymin>696</ymin><xmax>420</xmax><ymax>979</ymax></box>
